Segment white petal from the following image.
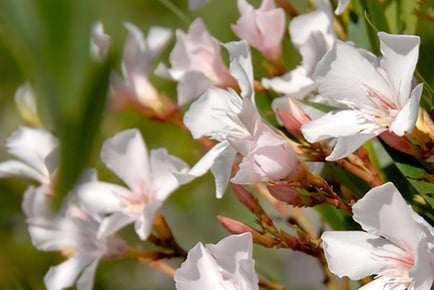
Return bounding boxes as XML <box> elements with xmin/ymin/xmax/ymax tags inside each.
<box><xmin>314</xmin><ymin>41</ymin><xmax>392</xmax><ymax>109</ymax></box>
<box><xmin>326</xmin><ymin>134</ymin><xmax>376</xmax><ymax>161</ymax></box>
<box><xmin>335</xmin><ymin>0</ymin><xmax>350</xmax><ymax>14</ymax></box>
<box><xmin>290</xmin><ymin>9</ymin><xmax>334</xmax><ymax>74</ymax></box>
<box><xmin>378</xmin><ymin>32</ymin><xmax>420</xmax><ymax>107</ymax></box>
<box><xmin>176</xmin><ymin>71</ymin><xmax>213</xmax><ymax>105</ymax></box>
<box><xmin>134</xmin><ymin>201</ymin><xmax>162</xmax><ymax>240</ymax></box>
<box><xmin>322</xmin><ymin>231</ymin><xmax>398</xmax><ymax>279</ymax></box>
<box><xmin>101</xmin><ymin>129</ymin><xmax>150</xmax><ymax>193</ymax></box>
<box><xmin>183</xmin><ymin>87</ymin><xmax>244</xmax><ymax>140</ymax></box>
<box><xmin>76</xmin><ymin>259</ymin><xmax>99</xmax><ymax>290</ymax></box>
<box><xmin>390</xmin><ymin>83</ymin><xmax>423</xmax><ymax>136</ymax></box>
<box><xmin>22</xmin><ymin>185</ymin><xmax>52</xmax><ymax>220</ymax></box>
<box><xmin>409</xmin><ymin>234</ymin><xmax>434</xmax><ymax>290</ymax></box>
<box><xmin>224</xmin><ymin>40</ymin><xmax>254</xmax><ymax>100</ymax></box>
<box><xmin>301</xmin><ymin>110</ymin><xmax>376</xmax><ymax>143</ymax></box>
<box><xmin>149</xmin><ymin>148</ymin><xmax>189</xmax><ymax>201</ymax></box>
<box><xmin>187</xmin><ymin>142</ymin><xmax>231</xmax><ymax>178</ymax></box>
<box><xmin>262</xmin><ymin>66</ymin><xmax>317</xmax><ymax>97</ymax></box>
<box><xmin>353</xmin><ymin>182</ymin><xmax>421</xmax><ymax>250</ymax></box>
<box><xmin>0</xmin><ymin>160</ymin><xmax>44</xmax><ymax>182</ymax></box>
<box><xmin>44</xmin><ymin>255</ymin><xmax>95</xmax><ymax>290</ymax></box>
<box><xmin>146</xmin><ymin>26</ymin><xmax>172</xmax><ymax>57</ymax></box>
<box><xmin>175</xmin><ymin>243</ymin><xmax>223</xmax><ymax>290</ymax></box>
<box><xmin>76</xmin><ymin>181</ymin><xmax>130</xmax><ymax>214</ymax></box>
<box><xmin>97</xmin><ymin>213</ymin><xmax>135</xmax><ymax>238</ymax></box>
<box><xmin>6</xmin><ymin>126</ymin><xmax>57</xmax><ymax>178</ymax></box>
<box><xmin>211</xmin><ymin>146</ymin><xmax>238</xmax><ymax>198</ymax></box>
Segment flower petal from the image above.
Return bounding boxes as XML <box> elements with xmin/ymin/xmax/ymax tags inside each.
<box><xmin>378</xmin><ymin>32</ymin><xmax>420</xmax><ymax>107</ymax></box>
<box><xmin>6</xmin><ymin>126</ymin><xmax>57</xmax><ymax>178</ymax></box>
<box><xmin>183</xmin><ymin>87</ymin><xmax>243</xmax><ymax>140</ymax></box>
<box><xmin>224</xmin><ymin>40</ymin><xmax>254</xmax><ymax>100</ymax></box>
<box><xmin>76</xmin><ymin>181</ymin><xmax>130</xmax><ymax>214</ymax></box>
<box><xmin>101</xmin><ymin>129</ymin><xmax>150</xmax><ymax>193</ymax></box>
<box><xmin>326</xmin><ymin>134</ymin><xmax>376</xmax><ymax>161</ymax></box>
<box><xmin>97</xmin><ymin>213</ymin><xmax>135</xmax><ymax>239</ymax></box>
<box><xmin>322</xmin><ymin>231</ymin><xmax>398</xmax><ymax>279</ymax></box>
<box><xmin>44</xmin><ymin>255</ymin><xmax>95</xmax><ymax>290</ymax></box>
<box><xmin>352</xmin><ymin>182</ymin><xmax>421</xmax><ymax>251</ymax></box>
<box><xmin>314</xmin><ymin>41</ymin><xmax>391</xmax><ymax>109</ymax></box>
<box><xmin>390</xmin><ymin>83</ymin><xmax>423</xmax><ymax>136</ymax></box>
<box><xmin>0</xmin><ymin>160</ymin><xmax>44</xmax><ymax>182</ymax></box>
<box><xmin>301</xmin><ymin>110</ymin><xmax>376</xmax><ymax>143</ymax></box>
<box><xmin>149</xmin><ymin>148</ymin><xmax>189</xmax><ymax>201</ymax></box>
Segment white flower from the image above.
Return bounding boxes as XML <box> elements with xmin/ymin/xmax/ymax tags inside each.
<box><xmin>262</xmin><ymin>5</ymin><xmax>335</xmax><ymax>100</ymax></box>
<box><xmin>90</xmin><ymin>21</ymin><xmax>111</xmax><ymax>61</ymax></box>
<box><xmin>231</xmin><ymin>0</ymin><xmax>286</xmax><ymax>60</ymax></box>
<box><xmin>301</xmin><ymin>32</ymin><xmax>423</xmax><ymax>160</ymax></box>
<box><xmin>0</xmin><ymin>126</ymin><xmax>58</xmax><ymax>193</ymax></box>
<box><xmin>183</xmin><ymin>40</ymin><xmax>300</xmax><ymax>197</ymax></box>
<box><xmin>174</xmin><ymin>233</ymin><xmax>259</xmax><ymax>290</ymax></box>
<box><xmin>322</xmin><ymin>182</ymin><xmax>434</xmax><ymax>290</ymax></box>
<box><xmin>76</xmin><ymin>128</ymin><xmax>190</xmax><ymax>240</ymax></box>
<box><xmin>155</xmin><ymin>18</ymin><xmax>236</xmax><ymax>105</ymax></box>
<box><xmin>111</xmin><ymin>22</ymin><xmax>172</xmax><ymax>109</ymax></box>
<box><xmin>23</xmin><ymin>186</ymin><xmax>127</xmax><ymax>290</ymax></box>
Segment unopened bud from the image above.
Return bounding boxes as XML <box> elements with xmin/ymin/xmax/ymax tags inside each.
<box><xmin>268</xmin><ymin>183</ymin><xmax>324</xmax><ymax>207</ymax></box>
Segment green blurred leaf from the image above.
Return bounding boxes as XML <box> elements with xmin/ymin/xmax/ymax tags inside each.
<box><xmin>0</xmin><ymin>0</ymin><xmax>111</xmax><ymax>204</ymax></box>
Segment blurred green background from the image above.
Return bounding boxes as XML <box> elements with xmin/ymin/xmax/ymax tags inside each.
<box><xmin>0</xmin><ymin>0</ymin><xmax>433</xmax><ymax>289</ymax></box>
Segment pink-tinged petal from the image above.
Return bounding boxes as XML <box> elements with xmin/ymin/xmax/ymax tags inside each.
<box><xmin>390</xmin><ymin>83</ymin><xmax>423</xmax><ymax>136</ymax></box>
<box><xmin>101</xmin><ymin>129</ymin><xmax>150</xmax><ymax>193</ymax></box>
<box><xmin>0</xmin><ymin>160</ymin><xmax>44</xmax><ymax>182</ymax></box>
<box><xmin>122</xmin><ymin>23</ymin><xmax>152</xmax><ymax>77</ymax></box>
<box><xmin>211</xmin><ymin>145</ymin><xmax>238</xmax><ymax>198</ymax></box>
<box><xmin>44</xmin><ymin>255</ymin><xmax>95</xmax><ymax>290</ymax></box>
<box><xmin>232</xmin><ymin>0</ymin><xmax>285</xmax><ymax>60</ymax></box>
<box><xmin>176</xmin><ymin>71</ymin><xmax>213</xmax><ymax>106</ymax></box>
<box><xmin>378</xmin><ymin>32</ymin><xmax>420</xmax><ymax>107</ymax></box>
<box><xmin>134</xmin><ymin>201</ymin><xmax>162</xmax><ymax>240</ymax></box>
<box><xmin>224</xmin><ymin>40</ymin><xmax>254</xmax><ymax>100</ymax></box>
<box><xmin>149</xmin><ymin>148</ymin><xmax>189</xmax><ymax>201</ymax></box>
<box><xmin>183</xmin><ymin>87</ymin><xmax>243</xmax><ymax>140</ymax></box>
<box><xmin>255</xmin><ymin>9</ymin><xmax>285</xmax><ymax>59</ymax></box>
<box><xmin>326</xmin><ymin>134</ymin><xmax>376</xmax><ymax>161</ymax></box>
<box><xmin>335</xmin><ymin>0</ymin><xmax>350</xmax><ymax>14</ymax></box>
<box><xmin>6</xmin><ymin>126</ymin><xmax>58</xmax><ymax>178</ymax></box>
<box><xmin>76</xmin><ymin>181</ymin><xmax>129</xmax><ymax>214</ymax></box>
<box><xmin>301</xmin><ymin>110</ymin><xmax>377</xmax><ymax>143</ymax></box>
<box><xmin>314</xmin><ymin>41</ymin><xmax>392</xmax><ymax>108</ymax></box>
<box><xmin>352</xmin><ymin>182</ymin><xmax>422</xmax><ymax>251</ymax></box>
<box><xmin>322</xmin><ymin>231</ymin><xmax>398</xmax><ymax>279</ymax></box>
<box><xmin>231</xmin><ymin>156</ymin><xmax>266</xmax><ymax>184</ymax></box>
<box><xmin>97</xmin><ymin>213</ymin><xmax>135</xmax><ymax>239</ymax></box>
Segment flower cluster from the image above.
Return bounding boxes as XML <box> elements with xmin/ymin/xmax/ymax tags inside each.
<box><xmin>1</xmin><ymin>0</ymin><xmax>434</xmax><ymax>289</ymax></box>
